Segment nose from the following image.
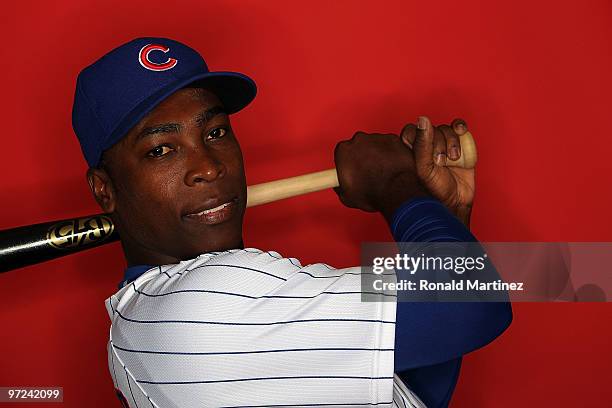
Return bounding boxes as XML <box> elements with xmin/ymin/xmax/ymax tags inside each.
<box><xmin>184</xmin><ymin>146</ymin><xmax>226</xmax><ymax>186</ymax></box>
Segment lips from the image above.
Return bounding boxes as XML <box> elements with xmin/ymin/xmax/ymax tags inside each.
<box><xmin>182</xmin><ymin>197</ymin><xmax>238</xmax><ymax>225</ymax></box>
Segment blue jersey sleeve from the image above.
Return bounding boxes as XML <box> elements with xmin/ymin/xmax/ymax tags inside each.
<box><xmin>391</xmin><ymin>198</ymin><xmax>513</xmax><ymax>407</ymax></box>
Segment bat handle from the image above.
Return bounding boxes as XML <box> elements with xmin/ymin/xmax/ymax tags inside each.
<box><xmin>246</xmin><ymin>131</ymin><xmax>477</xmax><ymax>207</ymax></box>
<box><xmin>247</xmin><ymin>169</ymin><xmax>339</xmax><ymax>207</ymax></box>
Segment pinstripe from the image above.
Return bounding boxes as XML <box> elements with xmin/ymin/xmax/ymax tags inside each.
<box><xmin>108</xmin><ymin>297</ymin><xmax>115</xmax><ymax>315</ymax></box>
<box><xmin>112</xmin><ymin>344</ymin><xmax>394</xmax><ymax>356</ymax></box>
<box><xmin>219</xmin><ymin>402</ymin><xmax>395</xmax><ymax>408</ymax></box>
<box><xmin>158</xmin><ymin>265</ymin><xmax>171</xmax><ymax>278</ymax></box>
<box><xmin>399</xmin><ymin>394</ymin><xmax>408</xmax><ymax>408</ymax></box>
<box><xmin>125</xmin><ymin>366</ymin><xmax>139</xmax><ymax>408</ymax></box>
<box><xmin>109</xmin><ymin>342</ymin><xmax>118</xmax><ymax>388</ymax></box>
<box><xmin>114</xmin><ymin>309</ymin><xmax>395</xmax><ymax>326</ymax></box>
<box><xmin>296</xmin><ymin>270</ymin><xmax>395</xmax><ymax>278</ymax></box>
<box><xmin>179</xmin><ymin>264</ymin><xmax>288</xmax><ymax>280</ymax></box>
<box><xmin>137</xmin><ymin>375</ymin><xmax>394</xmax><ymax>385</ymax></box>
<box><xmin>132</xmin><ymin>284</ymin><xmax>396</xmax><ymax>299</ymax></box>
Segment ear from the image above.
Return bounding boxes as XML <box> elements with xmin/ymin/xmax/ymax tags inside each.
<box><xmin>86</xmin><ymin>167</ymin><xmax>116</xmax><ymax>213</ymax></box>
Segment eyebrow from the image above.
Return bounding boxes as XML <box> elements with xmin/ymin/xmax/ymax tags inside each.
<box><xmin>136</xmin><ymin>106</ymin><xmax>227</xmax><ymax>140</ymax></box>
<box><xmin>195</xmin><ymin>106</ymin><xmax>226</xmax><ymax>126</ymax></box>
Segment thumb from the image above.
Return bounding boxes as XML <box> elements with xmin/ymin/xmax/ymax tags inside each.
<box><xmin>413</xmin><ymin>116</ymin><xmax>436</xmax><ymax>179</ymax></box>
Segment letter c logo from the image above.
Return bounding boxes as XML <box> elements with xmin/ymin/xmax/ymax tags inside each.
<box><xmin>138</xmin><ymin>44</ymin><xmax>178</xmax><ymax>71</ymax></box>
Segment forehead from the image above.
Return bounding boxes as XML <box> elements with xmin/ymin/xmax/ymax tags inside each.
<box><xmin>138</xmin><ymin>87</ymin><xmax>222</xmax><ymax>123</ymax></box>
<box><xmin>119</xmin><ymin>87</ymin><xmax>224</xmax><ymax>143</ymax></box>
<box><xmin>102</xmin><ymin>87</ymin><xmax>224</xmax><ymax>161</ymax></box>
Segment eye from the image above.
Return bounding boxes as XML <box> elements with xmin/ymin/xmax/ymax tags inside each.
<box><xmin>207</xmin><ymin>127</ymin><xmax>227</xmax><ymax>140</ymax></box>
<box><xmin>147</xmin><ymin>145</ymin><xmax>173</xmax><ymax>158</ymax></box>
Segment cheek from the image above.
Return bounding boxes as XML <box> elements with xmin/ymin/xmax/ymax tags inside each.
<box><xmin>115</xmin><ymin>168</ymin><xmax>183</xmax><ymax>222</ymax></box>
<box><xmin>225</xmin><ymin>145</ymin><xmax>246</xmax><ymax>179</ymax></box>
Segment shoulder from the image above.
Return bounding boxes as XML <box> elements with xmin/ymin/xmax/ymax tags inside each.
<box><xmin>106</xmin><ymin>248</ymin><xmax>346</xmax><ymax>316</ymax></box>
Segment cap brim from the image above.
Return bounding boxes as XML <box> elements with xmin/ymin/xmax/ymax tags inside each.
<box><xmin>188</xmin><ymin>72</ymin><xmax>257</xmax><ymax>114</ymax></box>
<box><xmin>104</xmin><ymin>71</ymin><xmax>256</xmax><ymax>161</ymax></box>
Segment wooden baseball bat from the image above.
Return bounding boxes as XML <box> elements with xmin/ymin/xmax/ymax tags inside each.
<box><xmin>248</xmin><ymin>131</ymin><xmax>477</xmax><ymax>206</ymax></box>
<box><xmin>0</xmin><ymin>132</ymin><xmax>477</xmax><ymax>272</ymax></box>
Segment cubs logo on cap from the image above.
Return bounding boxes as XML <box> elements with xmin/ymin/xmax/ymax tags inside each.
<box><xmin>138</xmin><ymin>44</ymin><xmax>178</xmax><ymax>71</ymax></box>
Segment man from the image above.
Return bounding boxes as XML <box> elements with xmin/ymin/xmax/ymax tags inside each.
<box><xmin>72</xmin><ymin>37</ymin><xmax>511</xmax><ymax>407</ymax></box>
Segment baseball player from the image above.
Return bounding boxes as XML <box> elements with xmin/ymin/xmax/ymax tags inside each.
<box><xmin>71</xmin><ymin>37</ymin><xmax>512</xmax><ymax>407</ymax></box>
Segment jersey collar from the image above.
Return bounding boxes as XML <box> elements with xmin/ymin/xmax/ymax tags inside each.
<box><xmin>119</xmin><ymin>264</ymin><xmax>153</xmax><ymax>289</ymax></box>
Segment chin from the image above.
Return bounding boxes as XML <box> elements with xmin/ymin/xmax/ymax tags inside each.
<box><xmin>183</xmin><ymin>232</ymin><xmax>244</xmax><ymax>259</ymax></box>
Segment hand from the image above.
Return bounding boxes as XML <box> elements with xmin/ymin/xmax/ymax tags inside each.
<box><xmin>400</xmin><ymin>116</ymin><xmax>475</xmax><ymax>226</ymax></box>
<box><xmin>333</xmin><ymin>131</ymin><xmax>430</xmax><ymax>221</ymax></box>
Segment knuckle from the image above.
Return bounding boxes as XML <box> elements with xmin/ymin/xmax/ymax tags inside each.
<box><xmin>382</xmin><ymin>133</ymin><xmax>397</xmax><ymax>142</ymax></box>
<box><xmin>334</xmin><ymin>141</ymin><xmax>347</xmax><ymax>158</ymax></box>
<box><xmin>401</xmin><ymin>123</ymin><xmax>416</xmax><ymax>133</ymax></box>
<box><xmin>433</xmin><ymin>129</ymin><xmax>446</xmax><ymax>143</ymax></box>
<box><xmin>351</xmin><ymin>131</ymin><xmax>365</xmax><ymax>142</ymax></box>
<box><xmin>445</xmin><ymin>132</ymin><xmax>460</xmax><ymax>143</ymax></box>
<box><xmin>439</xmin><ymin>125</ymin><xmax>456</xmax><ymax>138</ymax></box>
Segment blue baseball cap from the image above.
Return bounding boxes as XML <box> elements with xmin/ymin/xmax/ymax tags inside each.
<box><xmin>72</xmin><ymin>37</ymin><xmax>257</xmax><ymax>167</ymax></box>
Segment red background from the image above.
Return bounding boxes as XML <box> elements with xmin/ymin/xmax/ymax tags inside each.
<box><xmin>1</xmin><ymin>0</ymin><xmax>611</xmax><ymax>406</ymax></box>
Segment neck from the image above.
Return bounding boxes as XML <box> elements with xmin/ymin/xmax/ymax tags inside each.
<box><xmin>120</xmin><ymin>238</ymin><xmax>246</xmax><ymax>267</ymax></box>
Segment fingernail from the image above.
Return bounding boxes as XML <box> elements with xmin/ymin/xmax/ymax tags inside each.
<box><xmin>418</xmin><ymin>116</ymin><xmax>428</xmax><ymax>130</ymax></box>
<box><xmin>436</xmin><ymin>153</ymin><xmax>447</xmax><ymax>165</ymax></box>
<box><xmin>449</xmin><ymin>147</ymin><xmax>459</xmax><ymax>160</ymax></box>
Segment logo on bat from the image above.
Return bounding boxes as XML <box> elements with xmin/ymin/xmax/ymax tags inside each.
<box><xmin>138</xmin><ymin>43</ymin><xmax>178</xmax><ymax>71</ymax></box>
<box><xmin>47</xmin><ymin>215</ymin><xmax>115</xmax><ymax>250</ymax></box>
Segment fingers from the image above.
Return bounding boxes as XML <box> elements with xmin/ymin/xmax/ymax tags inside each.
<box><xmin>403</xmin><ymin>117</ymin><xmax>469</xmax><ymax>170</ymax></box>
<box><xmin>451</xmin><ymin>118</ymin><xmax>468</xmax><ymax>136</ymax></box>
<box><xmin>433</xmin><ymin>126</ymin><xmax>447</xmax><ymax>166</ymax></box>
<box><xmin>413</xmin><ymin>116</ymin><xmax>436</xmax><ymax>179</ymax></box>
<box><xmin>438</xmin><ymin>124</ymin><xmax>461</xmax><ymax>161</ymax></box>
<box><xmin>333</xmin><ymin>141</ymin><xmax>352</xmax><ymax>206</ymax></box>
<box><xmin>333</xmin><ymin>139</ymin><xmax>349</xmax><ymax>187</ymax></box>
<box><xmin>400</xmin><ymin>124</ymin><xmax>417</xmax><ymax>149</ymax></box>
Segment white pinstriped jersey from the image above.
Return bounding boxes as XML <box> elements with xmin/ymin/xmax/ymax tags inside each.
<box><xmin>105</xmin><ymin>248</ymin><xmax>426</xmax><ymax>408</ymax></box>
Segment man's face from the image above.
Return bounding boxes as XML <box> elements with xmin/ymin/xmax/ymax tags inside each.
<box><xmin>89</xmin><ymin>87</ymin><xmax>247</xmax><ymax>265</ymax></box>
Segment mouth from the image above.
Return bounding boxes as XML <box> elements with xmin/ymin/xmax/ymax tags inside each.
<box><xmin>182</xmin><ymin>197</ymin><xmax>239</xmax><ymax>225</ymax></box>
